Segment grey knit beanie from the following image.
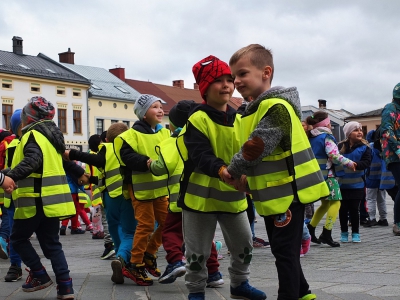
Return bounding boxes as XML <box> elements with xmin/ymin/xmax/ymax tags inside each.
<box><xmin>134</xmin><ymin>94</ymin><xmax>163</xmax><ymax>120</ymax></box>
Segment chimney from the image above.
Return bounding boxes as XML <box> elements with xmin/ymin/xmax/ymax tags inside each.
<box><xmin>173</xmin><ymin>80</ymin><xmax>184</xmax><ymax>89</ymax></box>
<box><xmin>109</xmin><ymin>67</ymin><xmax>125</xmax><ymax>81</ymax></box>
<box><xmin>58</xmin><ymin>48</ymin><xmax>75</xmax><ymax>64</ymax></box>
<box><xmin>318</xmin><ymin>99</ymin><xmax>327</xmax><ymax>109</ymax></box>
<box><xmin>193</xmin><ymin>83</ymin><xmax>199</xmax><ymax>90</ymax></box>
<box><xmin>12</xmin><ymin>36</ymin><xmax>23</xmax><ymax>55</ymax></box>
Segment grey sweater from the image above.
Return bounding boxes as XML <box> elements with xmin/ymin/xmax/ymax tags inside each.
<box><xmin>227</xmin><ymin>86</ymin><xmax>302</xmax><ymax>178</ymax></box>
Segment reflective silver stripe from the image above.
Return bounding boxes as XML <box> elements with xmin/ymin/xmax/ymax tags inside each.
<box><xmin>381</xmin><ymin>179</ymin><xmax>395</xmax><ymax>185</ymax></box>
<box><xmin>169</xmin><ymin>193</ymin><xmax>179</xmax><ymax>202</ymax></box>
<box><xmin>369</xmin><ymin>171</ymin><xmax>380</xmax><ymax>175</ymax></box>
<box><xmin>296</xmin><ymin>171</ymin><xmax>325</xmax><ymax>191</ymax></box>
<box><xmin>186</xmin><ymin>182</ymin><xmax>245</xmax><ymax>202</ymax></box>
<box><xmin>14</xmin><ymin>197</ymin><xmax>36</xmax><ymax>208</ymax></box>
<box><xmin>251</xmin><ymin>160</ymin><xmax>287</xmax><ymax>176</ymax></box>
<box><xmin>42</xmin><ymin>176</ymin><xmax>68</xmax><ymax>187</ymax></box>
<box><xmin>0</xmin><ymin>192</ymin><xmax>4</xmax><ymax>198</ymax></box>
<box><xmin>336</xmin><ymin>165</ymin><xmax>344</xmax><ymax>172</ymax></box>
<box><xmin>4</xmin><ymin>193</ymin><xmax>11</xmax><ymax>200</ymax></box>
<box><xmin>92</xmin><ymin>192</ymin><xmax>101</xmax><ymax>201</ymax></box>
<box><xmin>105</xmin><ymin>168</ymin><xmax>120</xmax><ymax>178</ymax></box>
<box><xmin>382</xmin><ymin>171</ymin><xmax>393</xmax><ymax>177</ymax></box>
<box><xmin>370</xmin><ymin>163</ymin><xmax>380</xmax><ymax>167</ymax></box>
<box><xmin>79</xmin><ymin>195</ymin><xmax>87</xmax><ymax>201</ymax></box>
<box><xmin>293</xmin><ymin>148</ymin><xmax>315</xmax><ymax>166</ymax></box>
<box><xmin>18</xmin><ymin>178</ymin><xmax>36</xmax><ymax>188</ymax></box>
<box><xmin>341</xmin><ymin>177</ymin><xmax>364</xmax><ymax>184</ymax></box>
<box><xmin>133</xmin><ymin>179</ymin><xmax>168</xmax><ymax>192</ymax></box>
<box><xmin>169</xmin><ymin>174</ymin><xmax>181</xmax><ymax>185</ymax></box>
<box><xmin>42</xmin><ymin>193</ymin><xmax>73</xmax><ymax>205</ymax></box>
<box><xmin>321</xmin><ymin>169</ymin><xmax>328</xmax><ymax>176</ymax></box>
<box><xmin>252</xmin><ymin>181</ymin><xmax>293</xmax><ymax>202</ymax></box>
<box><xmin>107</xmin><ymin>180</ymin><xmax>122</xmax><ymax>192</ymax></box>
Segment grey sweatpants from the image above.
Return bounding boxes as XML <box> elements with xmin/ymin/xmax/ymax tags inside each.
<box><xmin>366</xmin><ymin>188</ymin><xmax>387</xmax><ymax>221</ymax></box>
<box><xmin>182</xmin><ymin>210</ymin><xmax>252</xmax><ymax>294</ymax></box>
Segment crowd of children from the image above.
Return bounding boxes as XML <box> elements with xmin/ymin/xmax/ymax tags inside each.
<box><xmin>0</xmin><ymin>45</ymin><xmax>398</xmax><ymax>300</ymax></box>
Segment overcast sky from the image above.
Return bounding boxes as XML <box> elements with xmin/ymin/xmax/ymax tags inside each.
<box><xmin>1</xmin><ymin>0</ymin><xmax>399</xmax><ymax>114</ymax></box>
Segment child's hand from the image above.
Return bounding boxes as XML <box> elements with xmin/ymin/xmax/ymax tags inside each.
<box><xmin>350</xmin><ymin>162</ymin><xmax>357</xmax><ymax>171</ymax></box>
<box><xmin>2</xmin><ymin>176</ymin><xmax>16</xmax><ymax>194</ymax></box>
<box><xmin>147</xmin><ymin>159</ymin><xmax>152</xmax><ymax>170</ymax></box>
<box><xmin>220</xmin><ymin>167</ymin><xmax>235</xmax><ymax>185</ymax></box>
<box><xmin>63</xmin><ymin>150</ymin><xmax>71</xmax><ymax>161</ymax></box>
<box><xmin>78</xmin><ymin>173</ymin><xmax>90</xmax><ymax>185</ymax></box>
<box><xmin>234</xmin><ymin>175</ymin><xmax>248</xmax><ymax>192</ymax></box>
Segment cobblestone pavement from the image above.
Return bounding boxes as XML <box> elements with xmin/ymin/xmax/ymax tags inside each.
<box><xmin>1</xmin><ymin>200</ymin><xmax>399</xmax><ymax>299</ymax></box>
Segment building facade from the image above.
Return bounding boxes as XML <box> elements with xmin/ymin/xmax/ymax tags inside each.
<box><xmin>0</xmin><ymin>37</ymin><xmax>90</xmax><ymax>150</ymax></box>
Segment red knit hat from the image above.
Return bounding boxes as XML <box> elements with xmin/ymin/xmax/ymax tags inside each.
<box><xmin>192</xmin><ymin>55</ymin><xmax>232</xmax><ymax>100</ymax></box>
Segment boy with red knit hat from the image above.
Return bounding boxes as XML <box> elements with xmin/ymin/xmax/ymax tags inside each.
<box><xmin>176</xmin><ymin>55</ymin><xmax>266</xmax><ymax>300</ymax></box>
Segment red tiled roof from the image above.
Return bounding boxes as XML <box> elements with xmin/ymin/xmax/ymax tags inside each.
<box><xmin>124</xmin><ymin>79</ymin><xmax>176</xmax><ymax>113</ymax></box>
<box><xmin>125</xmin><ymin>79</ymin><xmax>243</xmax><ymax>113</ymax></box>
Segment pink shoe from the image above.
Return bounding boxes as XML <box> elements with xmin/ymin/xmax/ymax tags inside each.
<box><xmin>301</xmin><ymin>237</ymin><xmax>311</xmax><ymax>256</ymax></box>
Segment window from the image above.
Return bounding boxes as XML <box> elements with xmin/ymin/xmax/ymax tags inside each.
<box><xmin>56</xmin><ymin>86</ymin><xmax>66</xmax><ymax>96</ymax></box>
<box><xmin>72</xmin><ymin>88</ymin><xmax>81</xmax><ymax>98</ymax></box>
<box><xmin>91</xmin><ymin>84</ymin><xmax>102</xmax><ymax>90</ymax></box>
<box><xmin>96</xmin><ymin>119</ymin><xmax>104</xmax><ymax>135</ymax></box>
<box><xmin>124</xmin><ymin>104</ymin><xmax>128</xmax><ymax>109</ymax></box>
<box><xmin>30</xmin><ymin>83</ymin><xmax>41</xmax><ymax>93</ymax></box>
<box><xmin>2</xmin><ymin>79</ymin><xmax>12</xmax><ymax>90</ymax></box>
<box><xmin>362</xmin><ymin>126</ymin><xmax>367</xmax><ymax>138</ymax></box>
<box><xmin>2</xmin><ymin>104</ymin><xmax>13</xmax><ymax>129</ymax></box>
<box><xmin>114</xmin><ymin>86</ymin><xmax>130</xmax><ymax>94</ymax></box>
<box><xmin>98</xmin><ymin>101</ymin><xmax>102</xmax><ymax>107</ymax></box>
<box><xmin>113</xmin><ymin>103</ymin><xmax>117</xmax><ymax>108</ymax></box>
<box><xmin>46</xmin><ymin>68</ymin><xmax>56</xmax><ymax>74</ymax></box>
<box><xmin>73</xmin><ymin>110</ymin><xmax>82</xmax><ymax>134</ymax></box>
<box><xmin>111</xmin><ymin>120</ymin><xmax>118</xmax><ymax>124</ymax></box>
<box><xmin>58</xmin><ymin>108</ymin><xmax>67</xmax><ymax>133</ymax></box>
<box><xmin>122</xmin><ymin>120</ymin><xmax>130</xmax><ymax>127</ymax></box>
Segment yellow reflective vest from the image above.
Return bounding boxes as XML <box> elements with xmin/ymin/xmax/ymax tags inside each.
<box><xmin>3</xmin><ymin>138</ymin><xmax>20</xmax><ymax>209</ymax></box>
<box><xmin>177</xmin><ymin>111</ymin><xmax>247</xmax><ymax>213</ymax></box>
<box><xmin>98</xmin><ymin>143</ymin><xmax>123</xmax><ymax>198</ymax></box>
<box><xmin>11</xmin><ymin>129</ymin><xmax>75</xmax><ymax>219</ymax></box>
<box><xmin>114</xmin><ymin>127</ymin><xmax>170</xmax><ymax>200</ymax></box>
<box><xmin>238</xmin><ymin>98</ymin><xmax>329</xmax><ymax>216</ymax></box>
<box><xmin>155</xmin><ymin>136</ymin><xmax>182</xmax><ymax>213</ymax></box>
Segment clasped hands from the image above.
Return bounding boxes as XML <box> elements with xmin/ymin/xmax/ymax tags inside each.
<box><xmin>2</xmin><ymin>176</ymin><xmax>17</xmax><ymax>194</ymax></box>
<box><xmin>220</xmin><ymin>168</ymin><xmax>247</xmax><ymax>192</ymax></box>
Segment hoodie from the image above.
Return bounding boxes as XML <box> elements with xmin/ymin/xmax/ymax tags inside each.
<box><xmin>228</xmin><ymin>86</ymin><xmax>302</xmax><ymax>178</ymax></box>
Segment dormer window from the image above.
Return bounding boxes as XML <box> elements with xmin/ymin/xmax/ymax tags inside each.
<box><xmin>114</xmin><ymin>86</ymin><xmax>130</xmax><ymax>94</ymax></box>
<box><xmin>18</xmin><ymin>64</ymin><xmax>30</xmax><ymax>69</ymax></box>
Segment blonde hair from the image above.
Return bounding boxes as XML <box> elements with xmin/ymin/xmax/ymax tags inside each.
<box><xmin>106</xmin><ymin>123</ymin><xmax>128</xmax><ymax>142</ymax></box>
<box><xmin>229</xmin><ymin>44</ymin><xmax>274</xmax><ymax>82</ymax></box>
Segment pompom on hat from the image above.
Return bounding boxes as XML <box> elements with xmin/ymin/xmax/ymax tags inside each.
<box><xmin>343</xmin><ymin>121</ymin><xmax>362</xmax><ymax>139</ymax></box>
<box><xmin>192</xmin><ymin>55</ymin><xmax>232</xmax><ymax>100</ymax></box>
<box><xmin>21</xmin><ymin>96</ymin><xmax>55</xmax><ymax>126</ymax></box>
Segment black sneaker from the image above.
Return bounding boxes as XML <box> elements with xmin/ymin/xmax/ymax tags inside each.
<box><xmin>5</xmin><ymin>265</ymin><xmax>23</xmax><ymax>282</ymax></box>
<box><xmin>101</xmin><ymin>243</ymin><xmax>115</xmax><ymax>260</ymax></box>
<box><xmin>70</xmin><ymin>228</ymin><xmax>85</xmax><ymax>234</ymax></box>
<box><xmin>59</xmin><ymin>226</ymin><xmax>66</xmax><ymax>236</ymax></box>
<box><xmin>377</xmin><ymin>219</ymin><xmax>389</xmax><ymax>226</ymax></box>
<box><xmin>362</xmin><ymin>219</ymin><xmax>377</xmax><ymax>227</ymax></box>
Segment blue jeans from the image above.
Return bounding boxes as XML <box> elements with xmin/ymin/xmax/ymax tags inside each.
<box><xmin>302</xmin><ymin>222</ymin><xmax>310</xmax><ymax>240</ymax></box>
<box><xmin>7</xmin><ymin>201</ymin><xmax>22</xmax><ymax>267</ymax></box>
<box><xmin>10</xmin><ymin>203</ymin><xmax>70</xmax><ymax>281</ymax></box>
<box><xmin>388</xmin><ymin>162</ymin><xmax>400</xmax><ymax>224</ymax></box>
<box><xmin>0</xmin><ymin>203</ymin><xmax>10</xmax><ymax>240</ymax></box>
<box><xmin>103</xmin><ymin>192</ymin><xmax>136</xmax><ymax>263</ymax></box>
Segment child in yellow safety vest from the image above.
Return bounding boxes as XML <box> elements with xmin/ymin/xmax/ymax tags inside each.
<box><xmin>114</xmin><ymin>94</ymin><xmax>170</xmax><ymax>286</ymax></box>
<box><xmin>224</xmin><ymin>44</ymin><xmax>329</xmax><ymax>300</ymax></box>
<box><xmin>149</xmin><ymin>100</ymin><xmax>223</xmax><ymax>288</ymax></box>
<box><xmin>64</xmin><ymin>122</ymin><xmax>137</xmax><ymax>285</ymax></box>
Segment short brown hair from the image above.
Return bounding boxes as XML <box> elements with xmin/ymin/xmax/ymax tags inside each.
<box><xmin>229</xmin><ymin>44</ymin><xmax>274</xmax><ymax>82</ymax></box>
<box><xmin>106</xmin><ymin>123</ymin><xmax>128</xmax><ymax>142</ymax></box>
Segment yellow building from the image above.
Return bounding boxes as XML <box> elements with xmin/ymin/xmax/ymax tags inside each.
<box><xmin>0</xmin><ymin>37</ymin><xmax>90</xmax><ymax>150</ymax></box>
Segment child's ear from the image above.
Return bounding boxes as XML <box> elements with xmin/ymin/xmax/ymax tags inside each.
<box><xmin>262</xmin><ymin>66</ymin><xmax>273</xmax><ymax>80</ymax></box>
